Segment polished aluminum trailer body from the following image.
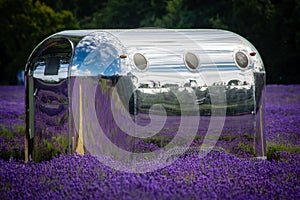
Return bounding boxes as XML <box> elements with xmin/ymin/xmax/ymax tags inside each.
<box><xmin>25</xmin><ymin>29</ymin><xmax>266</xmax><ymax>163</ymax></box>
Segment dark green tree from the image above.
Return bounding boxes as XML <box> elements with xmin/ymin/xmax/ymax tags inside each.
<box><xmin>153</xmin><ymin>0</ymin><xmax>195</xmax><ymax>28</ymax></box>
<box><xmin>152</xmin><ymin>0</ymin><xmax>232</xmax><ymax>28</ymax></box>
<box><xmin>0</xmin><ymin>0</ymin><xmax>299</xmax><ymax>84</ymax></box>
<box><xmin>266</xmin><ymin>0</ymin><xmax>300</xmax><ymax>83</ymax></box>
<box><xmin>0</xmin><ymin>0</ymin><xmax>78</xmax><ymax>84</ymax></box>
<box><xmin>81</xmin><ymin>0</ymin><xmax>167</xmax><ymax>28</ymax></box>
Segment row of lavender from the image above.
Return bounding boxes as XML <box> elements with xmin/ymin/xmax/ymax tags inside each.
<box><xmin>0</xmin><ymin>86</ymin><xmax>25</xmax><ymax>160</ymax></box>
<box><xmin>0</xmin><ymin>85</ymin><xmax>300</xmax><ymax>199</ymax></box>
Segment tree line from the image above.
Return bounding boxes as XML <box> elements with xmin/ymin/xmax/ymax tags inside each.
<box><xmin>0</xmin><ymin>0</ymin><xmax>299</xmax><ymax>84</ymax></box>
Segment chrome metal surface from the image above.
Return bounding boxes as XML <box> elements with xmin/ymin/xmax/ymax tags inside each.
<box><xmin>25</xmin><ymin>29</ymin><xmax>266</xmax><ymax>163</ymax></box>
<box><xmin>25</xmin><ymin>37</ymin><xmax>73</xmax><ymax>161</ymax></box>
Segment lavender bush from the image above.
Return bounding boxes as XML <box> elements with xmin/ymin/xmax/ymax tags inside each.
<box><xmin>0</xmin><ymin>85</ymin><xmax>300</xmax><ymax>199</ymax></box>
<box><xmin>0</xmin><ymin>86</ymin><xmax>25</xmax><ymax>160</ymax></box>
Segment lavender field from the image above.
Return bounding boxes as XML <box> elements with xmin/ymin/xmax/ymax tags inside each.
<box><xmin>0</xmin><ymin>85</ymin><xmax>300</xmax><ymax>199</ymax></box>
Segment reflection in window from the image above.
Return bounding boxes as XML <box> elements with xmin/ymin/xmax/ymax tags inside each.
<box><xmin>32</xmin><ymin>38</ymin><xmax>72</xmax><ymax>82</ymax></box>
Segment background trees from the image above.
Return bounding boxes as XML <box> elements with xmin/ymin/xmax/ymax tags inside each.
<box><xmin>0</xmin><ymin>0</ymin><xmax>77</xmax><ymax>84</ymax></box>
<box><xmin>0</xmin><ymin>0</ymin><xmax>299</xmax><ymax>84</ymax></box>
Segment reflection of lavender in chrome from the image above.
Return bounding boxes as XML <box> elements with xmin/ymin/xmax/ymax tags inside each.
<box><xmin>24</xmin><ymin>28</ymin><xmax>266</xmax><ymax>166</ymax></box>
<box><xmin>70</xmin><ymin>76</ymin><xmax>199</xmax><ymax>173</ymax></box>
<box><xmin>3</xmin><ymin>84</ymin><xmax>300</xmax><ymax>166</ymax></box>
<box><xmin>31</xmin><ymin>79</ymin><xmax>69</xmax><ymax>161</ymax></box>
<box><xmin>70</xmin><ymin>72</ymin><xmax>222</xmax><ymax>172</ymax></box>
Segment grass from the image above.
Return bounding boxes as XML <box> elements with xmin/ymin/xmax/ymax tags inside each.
<box><xmin>266</xmin><ymin>142</ymin><xmax>300</xmax><ymax>161</ymax></box>
<box><xmin>1</xmin><ymin>122</ymin><xmax>300</xmax><ymax>162</ymax></box>
<box><xmin>0</xmin><ymin>124</ymin><xmax>25</xmax><ymax>138</ymax></box>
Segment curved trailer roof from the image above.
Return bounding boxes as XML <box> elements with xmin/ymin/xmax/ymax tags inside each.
<box><xmin>26</xmin><ymin>29</ymin><xmax>264</xmax><ymax>86</ymax></box>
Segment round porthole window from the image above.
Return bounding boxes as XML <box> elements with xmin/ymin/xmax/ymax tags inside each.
<box><xmin>184</xmin><ymin>52</ymin><xmax>200</xmax><ymax>71</ymax></box>
<box><xmin>234</xmin><ymin>51</ymin><xmax>250</xmax><ymax>70</ymax></box>
<box><xmin>133</xmin><ymin>53</ymin><xmax>148</xmax><ymax>71</ymax></box>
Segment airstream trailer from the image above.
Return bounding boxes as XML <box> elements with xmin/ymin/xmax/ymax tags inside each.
<box><xmin>25</xmin><ymin>29</ymin><xmax>266</xmax><ymax>167</ymax></box>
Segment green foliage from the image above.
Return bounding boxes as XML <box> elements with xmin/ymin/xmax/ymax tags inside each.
<box><xmin>142</xmin><ymin>135</ymin><xmax>174</xmax><ymax>148</ymax></box>
<box><xmin>0</xmin><ymin>125</ymin><xmax>25</xmax><ymax>160</ymax></box>
<box><xmin>237</xmin><ymin>143</ymin><xmax>255</xmax><ymax>155</ymax></box>
<box><xmin>267</xmin><ymin>142</ymin><xmax>300</xmax><ymax>161</ymax></box>
<box><xmin>154</xmin><ymin>0</ymin><xmax>195</xmax><ymax>28</ymax></box>
<box><xmin>0</xmin><ymin>0</ymin><xmax>78</xmax><ymax>84</ymax></box>
<box><xmin>55</xmin><ymin>135</ymin><xmax>69</xmax><ymax>152</ymax></box>
<box><xmin>33</xmin><ymin>136</ymin><xmax>68</xmax><ymax>162</ymax></box>
<box><xmin>0</xmin><ymin>147</ymin><xmax>24</xmax><ymax>161</ymax></box>
<box><xmin>81</xmin><ymin>0</ymin><xmax>164</xmax><ymax>28</ymax></box>
<box><xmin>0</xmin><ymin>124</ymin><xmax>25</xmax><ymax>138</ymax></box>
<box><xmin>0</xmin><ymin>126</ymin><xmax>13</xmax><ymax>139</ymax></box>
<box><xmin>0</xmin><ymin>0</ymin><xmax>299</xmax><ymax>84</ymax></box>
<box><xmin>13</xmin><ymin>124</ymin><xmax>26</xmax><ymax>136</ymax></box>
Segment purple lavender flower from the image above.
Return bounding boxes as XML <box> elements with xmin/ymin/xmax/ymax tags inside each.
<box><xmin>0</xmin><ymin>84</ymin><xmax>300</xmax><ymax>199</ymax></box>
